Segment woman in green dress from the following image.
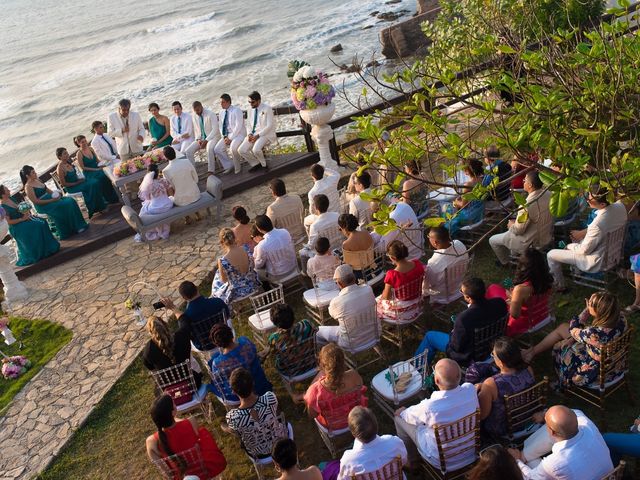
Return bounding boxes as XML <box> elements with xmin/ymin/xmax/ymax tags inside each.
<box><xmin>0</xmin><ymin>185</ymin><xmax>60</xmax><ymax>266</ymax></box>
<box><xmin>74</xmin><ymin>135</ymin><xmax>119</xmax><ymax>204</ymax></box>
<box><xmin>21</xmin><ymin>165</ymin><xmax>88</xmax><ymax>240</ymax></box>
<box><xmin>55</xmin><ymin>147</ymin><xmax>107</xmax><ymax>217</ymax></box>
<box><xmin>148</xmin><ymin>102</ymin><xmax>173</xmax><ymax>148</ymax></box>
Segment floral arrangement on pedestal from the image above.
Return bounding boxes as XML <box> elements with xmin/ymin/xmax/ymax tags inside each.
<box><xmin>113</xmin><ymin>149</ymin><xmax>167</xmax><ymax>177</ymax></box>
<box><xmin>125</xmin><ymin>296</ymin><xmax>146</xmax><ymax>327</ymax></box>
<box><xmin>290</xmin><ymin>65</ymin><xmax>336</xmax><ymax>111</ymax></box>
<box><xmin>1</xmin><ymin>355</ymin><xmax>31</xmax><ymax>379</ymax></box>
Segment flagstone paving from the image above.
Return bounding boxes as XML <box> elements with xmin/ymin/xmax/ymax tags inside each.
<box><xmin>0</xmin><ymin>168</ymin><xmax>320</xmax><ymax>479</ymax></box>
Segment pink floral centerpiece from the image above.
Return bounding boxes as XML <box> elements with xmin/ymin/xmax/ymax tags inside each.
<box><xmin>113</xmin><ymin>149</ymin><xmax>167</xmax><ymax>178</ymax></box>
<box><xmin>290</xmin><ymin>65</ymin><xmax>336</xmax><ymax>111</ymax></box>
<box><xmin>2</xmin><ymin>355</ymin><xmax>31</xmax><ymax>379</ymax></box>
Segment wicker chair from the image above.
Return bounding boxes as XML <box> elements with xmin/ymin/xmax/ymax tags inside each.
<box><xmin>502</xmin><ymin>377</ymin><xmax>549</xmax><ymax>445</ymax></box>
<box><xmin>379</xmin><ymin>273</ymin><xmax>426</xmax><ymax>349</ymax></box>
<box><xmin>471</xmin><ymin>315</ymin><xmax>508</xmax><ymax>364</ymax></box>
<box><xmin>349</xmin><ymin>455</ymin><xmax>404</xmax><ymax>480</ymax></box>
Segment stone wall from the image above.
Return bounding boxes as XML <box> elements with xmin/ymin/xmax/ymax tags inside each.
<box><xmin>379</xmin><ymin>6</ymin><xmax>440</xmax><ymax>58</ymax></box>
<box><xmin>417</xmin><ymin>0</ymin><xmax>440</xmax><ymax>15</ymax></box>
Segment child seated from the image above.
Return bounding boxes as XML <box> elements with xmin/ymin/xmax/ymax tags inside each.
<box><xmin>306</xmin><ymin>237</ymin><xmax>340</xmax><ymax>289</ymax></box>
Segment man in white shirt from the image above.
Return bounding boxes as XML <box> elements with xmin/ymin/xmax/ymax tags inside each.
<box><xmin>394</xmin><ymin>358</ymin><xmax>479</xmax><ymax>470</ymax></box>
<box><xmin>300</xmin><ymin>194</ymin><xmax>340</xmax><ymax>274</ymax></box>
<box><xmin>508</xmin><ymin>406</ymin><xmax>613</xmax><ymax>480</ymax></box>
<box><xmin>90</xmin><ymin>120</ymin><xmax>119</xmax><ymax>165</ymax></box>
<box><xmin>214</xmin><ymin>93</ymin><xmax>246</xmax><ymax>174</ymax></box>
<box><xmin>184</xmin><ymin>100</ymin><xmax>221</xmax><ymax>173</ymax></box>
<box><xmin>265</xmin><ymin>178</ymin><xmax>306</xmax><ymax>243</ymax></box>
<box><xmin>238</xmin><ymin>91</ymin><xmax>277</xmax><ymax>172</ymax></box>
<box><xmin>425</xmin><ymin>226</ymin><xmax>469</xmax><ymax>304</ymax></box>
<box><xmin>338</xmin><ymin>406</ymin><xmax>407</xmax><ymax>479</ymax></box>
<box><xmin>547</xmin><ymin>186</ymin><xmax>627</xmax><ymax>289</ymax></box>
<box><xmin>161</xmin><ymin>146</ymin><xmax>200</xmax><ymax>207</ymax></box>
<box><xmin>169</xmin><ymin>101</ymin><xmax>194</xmax><ymax>153</ymax></box>
<box><xmin>308</xmin><ymin>164</ymin><xmax>340</xmax><ymax>214</ymax></box>
<box><xmin>317</xmin><ymin>264</ymin><xmax>378</xmax><ymax>350</ymax></box>
<box><xmin>349</xmin><ymin>171</ymin><xmax>373</xmax><ymax>229</ymax></box>
<box><xmin>372</xmin><ymin>201</ymin><xmax>423</xmax><ymax>260</ymax></box>
<box><xmin>108</xmin><ymin>99</ymin><xmax>145</xmax><ymax>160</ymax></box>
<box><xmin>253</xmin><ymin>214</ymin><xmax>298</xmax><ymax>281</ymax></box>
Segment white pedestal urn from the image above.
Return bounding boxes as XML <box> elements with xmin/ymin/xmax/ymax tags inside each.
<box><xmin>0</xmin><ymin>219</ymin><xmax>28</xmax><ymax>309</ymax></box>
<box><xmin>299</xmin><ymin>103</ymin><xmax>342</xmax><ymax>171</ymax></box>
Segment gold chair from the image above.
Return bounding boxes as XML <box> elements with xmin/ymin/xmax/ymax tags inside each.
<box><xmin>349</xmin><ymin>455</ymin><xmax>403</xmax><ymax>480</ymax></box>
<box><xmin>601</xmin><ymin>461</ymin><xmax>626</xmax><ymax>480</ymax></box>
<box><xmin>502</xmin><ymin>377</ymin><xmax>549</xmax><ymax>445</ymax></box>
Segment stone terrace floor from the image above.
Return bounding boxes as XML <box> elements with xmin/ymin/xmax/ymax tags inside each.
<box><xmin>0</xmin><ymin>167</ymin><xmax>319</xmax><ymax>479</ymax></box>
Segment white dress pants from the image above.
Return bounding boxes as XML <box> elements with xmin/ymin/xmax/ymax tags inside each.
<box><xmin>185</xmin><ymin>140</ymin><xmax>218</xmax><ymax>171</ymax></box>
<box><xmin>172</xmin><ymin>137</ymin><xmax>194</xmax><ymax>153</ymax></box>
<box><xmin>547</xmin><ymin>248</ymin><xmax>580</xmax><ymax>288</ymax></box>
<box><xmin>238</xmin><ymin>136</ymin><xmax>271</xmax><ymax>167</ymax></box>
<box><xmin>214</xmin><ymin>137</ymin><xmax>243</xmax><ymax>173</ymax></box>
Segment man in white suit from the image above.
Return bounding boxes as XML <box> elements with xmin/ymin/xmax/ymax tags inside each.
<box><xmin>214</xmin><ymin>93</ymin><xmax>246</xmax><ymax>174</ymax></box>
<box><xmin>108</xmin><ymin>99</ymin><xmax>145</xmax><ymax>161</ymax></box>
<box><xmin>184</xmin><ymin>100</ymin><xmax>221</xmax><ymax>173</ymax></box>
<box><xmin>238</xmin><ymin>91</ymin><xmax>277</xmax><ymax>172</ymax></box>
<box><xmin>169</xmin><ymin>101</ymin><xmax>194</xmax><ymax>153</ymax></box>
<box><xmin>90</xmin><ymin>120</ymin><xmax>119</xmax><ymax>165</ymax></box>
<box><xmin>161</xmin><ymin>146</ymin><xmax>200</xmax><ymax>207</ymax></box>
<box><xmin>547</xmin><ymin>186</ymin><xmax>627</xmax><ymax>289</ymax></box>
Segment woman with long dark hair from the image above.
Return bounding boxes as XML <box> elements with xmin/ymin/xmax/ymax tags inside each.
<box><xmin>466</xmin><ymin>445</ymin><xmax>523</xmax><ymax>480</ymax></box>
<box><xmin>55</xmin><ymin>146</ymin><xmax>107</xmax><ymax>217</ymax></box>
<box><xmin>231</xmin><ymin>205</ymin><xmax>255</xmax><ymax>251</ymax></box>
<box><xmin>74</xmin><ymin>134</ymin><xmax>119</xmax><ymax>204</ymax></box>
<box><xmin>486</xmin><ymin>248</ymin><xmax>554</xmax><ymax>336</ymax></box>
<box><xmin>145</xmin><ymin>394</ymin><xmax>226</xmax><ymax>479</ymax></box>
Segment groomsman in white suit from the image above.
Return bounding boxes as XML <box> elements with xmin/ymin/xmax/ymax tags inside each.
<box><xmin>184</xmin><ymin>101</ymin><xmax>221</xmax><ymax>174</ymax></box>
<box><xmin>239</xmin><ymin>91</ymin><xmax>277</xmax><ymax>173</ymax></box>
<box><xmin>90</xmin><ymin>120</ymin><xmax>119</xmax><ymax>165</ymax></box>
<box><xmin>108</xmin><ymin>99</ymin><xmax>145</xmax><ymax>161</ymax></box>
<box><xmin>214</xmin><ymin>93</ymin><xmax>246</xmax><ymax>174</ymax></box>
<box><xmin>170</xmin><ymin>101</ymin><xmax>194</xmax><ymax>153</ymax></box>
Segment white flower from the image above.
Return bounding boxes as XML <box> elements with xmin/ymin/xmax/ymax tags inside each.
<box><xmin>293</xmin><ymin>70</ymin><xmax>303</xmax><ymax>82</ymax></box>
<box><xmin>301</xmin><ymin>65</ymin><xmax>315</xmax><ymax>79</ymax></box>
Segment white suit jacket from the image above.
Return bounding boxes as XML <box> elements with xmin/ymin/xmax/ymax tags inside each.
<box><xmin>567</xmin><ymin>201</ymin><xmax>627</xmax><ymax>272</ymax></box>
<box><xmin>218</xmin><ymin>105</ymin><xmax>246</xmax><ymax>141</ymax></box>
<box><xmin>91</xmin><ymin>133</ymin><xmax>118</xmax><ymax>164</ymax></box>
<box><xmin>502</xmin><ymin>189</ymin><xmax>553</xmax><ymax>251</ymax></box>
<box><xmin>246</xmin><ymin>103</ymin><xmax>277</xmax><ymax>142</ymax></box>
<box><xmin>162</xmin><ymin>158</ymin><xmax>200</xmax><ymax>207</ymax></box>
<box><xmin>108</xmin><ymin>111</ymin><xmax>145</xmax><ymax>156</ymax></box>
<box><xmin>170</xmin><ymin>112</ymin><xmax>194</xmax><ymax>140</ymax></box>
<box><xmin>192</xmin><ymin>108</ymin><xmax>221</xmax><ymax>143</ymax></box>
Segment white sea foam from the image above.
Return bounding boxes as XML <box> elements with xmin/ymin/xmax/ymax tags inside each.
<box><xmin>146</xmin><ymin>11</ymin><xmax>217</xmax><ymax>34</ymax></box>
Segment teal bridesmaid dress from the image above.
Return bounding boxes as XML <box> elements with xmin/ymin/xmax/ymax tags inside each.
<box><xmin>149</xmin><ymin>116</ymin><xmax>173</xmax><ymax>147</ymax></box>
<box><xmin>63</xmin><ymin>168</ymin><xmax>107</xmax><ymax>217</ymax></box>
<box><xmin>3</xmin><ymin>202</ymin><xmax>59</xmax><ymax>266</ymax></box>
<box><xmin>81</xmin><ymin>152</ymin><xmax>120</xmax><ymax>204</ymax></box>
<box><xmin>32</xmin><ymin>186</ymin><xmax>88</xmax><ymax>240</ymax></box>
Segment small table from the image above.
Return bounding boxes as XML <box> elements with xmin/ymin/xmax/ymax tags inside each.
<box><xmin>103</xmin><ymin>162</ymin><xmax>169</xmax><ymax>207</ymax></box>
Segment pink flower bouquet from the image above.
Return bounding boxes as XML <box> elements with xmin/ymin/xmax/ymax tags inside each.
<box><xmin>2</xmin><ymin>355</ymin><xmax>31</xmax><ymax>380</ymax></box>
<box><xmin>113</xmin><ymin>149</ymin><xmax>167</xmax><ymax>177</ymax></box>
<box><xmin>290</xmin><ymin>65</ymin><xmax>336</xmax><ymax>111</ymax></box>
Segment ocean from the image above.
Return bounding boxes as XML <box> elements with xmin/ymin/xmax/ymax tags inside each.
<box><xmin>0</xmin><ymin>0</ymin><xmax>413</xmax><ymax>189</ymax></box>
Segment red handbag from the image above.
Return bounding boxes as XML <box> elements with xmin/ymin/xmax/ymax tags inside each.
<box><xmin>164</xmin><ymin>381</ymin><xmax>193</xmax><ymax>406</ymax></box>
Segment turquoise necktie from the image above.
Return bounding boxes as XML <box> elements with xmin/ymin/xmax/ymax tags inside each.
<box><xmin>252</xmin><ymin>108</ymin><xmax>258</xmax><ymax>135</ymax></box>
<box><xmin>200</xmin><ymin>116</ymin><xmax>206</xmax><ymax>140</ymax></box>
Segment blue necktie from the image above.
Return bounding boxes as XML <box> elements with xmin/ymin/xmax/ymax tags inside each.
<box><xmin>177</xmin><ymin>116</ymin><xmax>182</xmax><ymax>134</ymax></box>
<box><xmin>252</xmin><ymin>108</ymin><xmax>258</xmax><ymax>135</ymax></box>
<box><xmin>222</xmin><ymin>110</ymin><xmax>228</xmax><ymax>137</ymax></box>
<box><xmin>101</xmin><ymin>135</ymin><xmax>115</xmax><ymax>156</ymax></box>
<box><xmin>200</xmin><ymin>116</ymin><xmax>206</xmax><ymax>140</ymax></box>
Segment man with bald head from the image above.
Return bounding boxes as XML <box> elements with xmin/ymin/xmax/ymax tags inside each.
<box><xmin>394</xmin><ymin>358</ymin><xmax>479</xmax><ymax>470</ymax></box>
<box><xmin>508</xmin><ymin>406</ymin><xmax>612</xmax><ymax>479</ymax></box>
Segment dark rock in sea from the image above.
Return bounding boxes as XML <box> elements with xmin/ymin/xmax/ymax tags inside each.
<box><xmin>366</xmin><ymin>60</ymin><xmax>381</xmax><ymax>68</ymax></box>
<box><xmin>370</xmin><ymin>10</ymin><xmax>379</xmax><ymax>16</ymax></box>
<box><xmin>377</xmin><ymin>10</ymin><xmax>410</xmax><ymax>21</ymax></box>
<box><xmin>362</xmin><ymin>25</ymin><xmax>374</xmax><ymax>30</ymax></box>
<box><xmin>386</xmin><ymin>0</ymin><xmax>402</xmax><ymax>4</ymax></box>
<box><xmin>339</xmin><ymin>63</ymin><xmax>362</xmax><ymax>73</ymax></box>
<box><xmin>330</xmin><ymin>44</ymin><xmax>343</xmax><ymax>53</ymax></box>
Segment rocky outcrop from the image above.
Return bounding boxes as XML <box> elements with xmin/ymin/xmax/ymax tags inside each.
<box><xmin>380</xmin><ymin>1</ymin><xmax>441</xmax><ymax>58</ymax></box>
<box><xmin>417</xmin><ymin>0</ymin><xmax>440</xmax><ymax>15</ymax></box>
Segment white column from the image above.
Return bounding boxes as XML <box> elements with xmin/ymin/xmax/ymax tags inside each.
<box><xmin>0</xmin><ymin>220</ymin><xmax>28</xmax><ymax>310</ymax></box>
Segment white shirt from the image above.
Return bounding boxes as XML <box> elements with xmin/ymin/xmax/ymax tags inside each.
<box><xmin>308</xmin><ymin>211</ymin><xmax>340</xmax><ymax>248</ymax></box>
<box><xmin>254</xmin><ymin>228</ymin><xmax>297</xmax><ymax>277</ymax></box>
<box><xmin>219</xmin><ymin>105</ymin><xmax>246</xmax><ymax>140</ymax></box>
<box><xmin>328</xmin><ymin>283</ymin><xmax>377</xmax><ymax>349</ymax></box>
<box><xmin>170</xmin><ymin>112</ymin><xmax>194</xmax><ymax>141</ymax></box>
<box><xmin>246</xmin><ymin>102</ymin><xmax>277</xmax><ymax>142</ymax></box>
<box><xmin>192</xmin><ymin>108</ymin><xmax>220</xmax><ymax>143</ymax></box>
<box><xmin>107</xmin><ymin>111</ymin><xmax>146</xmax><ymax>156</ymax></box>
<box><xmin>373</xmin><ymin>202</ymin><xmax>422</xmax><ymax>259</ymax></box>
<box><xmin>518</xmin><ymin>410</ymin><xmax>613</xmax><ymax>480</ymax></box>
<box><xmin>308</xmin><ymin>168</ymin><xmax>341</xmax><ymax>213</ymax></box>
<box><xmin>399</xmin><ymin>383</ymin><xmax>479</xmax><ymax>470</ymax></box>
<box><xmin>426</xmin><ymin>240</ymin><xmax>469</xmax><ymax>303</ymax></box>
<box><xmin>162</xmin><ymin>158</ymin><xmax>200</xmax><ymax>207</ymax></box>
<box><xmin>338</xmin><ymin>435</ymin><xmax>408</xmax><ymax>480</ymax></box>
<box><xmin>91</xmin><ymin>133</ymin><xmax>118</xmax><ymax>164</ymax></box>
<box><xmin>349</xmin><ymin>188</ymin><xmax>373</xmax><ymax>228</ymax></box>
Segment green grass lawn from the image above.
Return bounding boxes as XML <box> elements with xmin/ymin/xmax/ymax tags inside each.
<box><xmin>0</xmin><ymin>317</ymin><xmax>72</xmax><ymax>415</ymax></box>
<box><xmin>40</xmin><ymin>244</ymin><xmax>639</xmax><ymax>479</ymax></box>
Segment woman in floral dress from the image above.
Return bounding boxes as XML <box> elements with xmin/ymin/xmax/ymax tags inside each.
<box><xmin>523</xmin><ymin>291</ymin><xmax>626</xmax><ymax>387</ymax></box>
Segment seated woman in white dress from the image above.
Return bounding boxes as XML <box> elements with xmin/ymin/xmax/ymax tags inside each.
<box><xmin>211</xmin><ymin>228</ymin><xmax>260</xmax><ymax>304</ymax></box>
<box><xmin>136</xmin><ymin>164</ymin><xmax>174</xmax><ymax>242</ymax></box>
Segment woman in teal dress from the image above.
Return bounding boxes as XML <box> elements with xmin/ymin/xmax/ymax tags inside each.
<box><xmin>21</xmin><ymin>165</ymin><xmax>88</xmax><ymax>240</ymax></box>
<box><xmin>55</xmin><ymin>147</ymin><xmax>106</xmax><ymax>217</ymax></box>
<box><xmin>148</xmin><ymin>103</ymin><xmax>173</xmax><ymax>148</ymax></box>
<box><xmin>0</xmin><ymin>185</ymin><xmax>59</xmax><ymax>266</ymax></box>
<box><xmin>74</xmin><ymin>135</ymin><xmax>119</xmax><ymax>204</ymax></box>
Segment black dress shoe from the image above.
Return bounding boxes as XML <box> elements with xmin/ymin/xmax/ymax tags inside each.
<box><xmin>248</xmin><ymin>164</ymin><xmax>263</xmax><ymax>173</ymax></box>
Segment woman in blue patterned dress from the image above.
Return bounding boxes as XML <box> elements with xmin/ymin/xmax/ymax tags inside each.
<box><xmin>211</xmin><ymin>228</ymin><xmax>260</xmax><ymax>304</ymax></box>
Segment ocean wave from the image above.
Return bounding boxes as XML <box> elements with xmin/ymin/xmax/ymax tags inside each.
<box><xmin>218</xmin><ymin>23</ymin><xmax>263</xmax><ymax>40</ymax></box>
<box><xmin>146</xmin><ymin>11</ymin><xmax>217</xmax><ymax>34</ymax></box>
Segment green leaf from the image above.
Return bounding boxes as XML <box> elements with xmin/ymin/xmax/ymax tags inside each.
<box><xmin>573</xmin><ymin>128</ymin><xmax>599</xmax><ymax>136</ymax></box>
<box><xmin>549</xmin><ymin>191</ymin><xmax>570</xmax><ymax>218</ymax></box>
<box><xmin>497</xmin><ymin>44</ymin><xmax>517</xmax><ymax>54</ymax></box>
<box><xmin>513</xmin><ymin>190</ymin><xmax>527</xmax><ymax>207</ymax></box>
<box><xmin>423</xmin><ymin>217</ymin><xmax>445</xmax><ymax>228</ymax></box>
<box><xmin>538</xmin><ymin>170</ymin><xmax>557</xmax><ymax>186</ymax></box>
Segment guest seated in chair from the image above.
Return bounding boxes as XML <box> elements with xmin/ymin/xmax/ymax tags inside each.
<box><xmin>146</xmin><ymin>394</ymin><xmax>227</xmax><ymax>479</ymax></box>
<box><xmin>394</xmin><ymin>358</ymin><xmax>479</xmax><ymax>471</ymax></box>
<box><xmin>253</xmin><ymin>214</ymin><xmax>298</xmax><ymax>282</ymax></box>
<box><xmin>482</xmin><ymin>145</ymin><xmax>512</xmax><ymax>202</ymax></box>
<box><xmin>424</xmin><ymin>226</ymin><xmax>469</xmax><ymax>304</ymax></box>
<box><xmin>303</xmin><ymin>343</ymin><xmax>367</xmax><ymax>430</ymax></box>
<box><xmin>486</xmin><ymin>248</ymin><xmax>554</xmax><ymax>336</ymax></box>
<box><xmin>265</xmin><ymin>178</ymin><xmax>305</xmax><ymax>242</ymax></box>
<box><xmin>603</xmin><ymin>414</ymin><xmax>640</xmax><ymax>467</ymax></box>
<box><xmin>339</xmin><ymin>213</ymin><xmax>374</xmax><ymax>278</ymax></box>
<box><xmin>307</xmin><ymin>163</ymin><xmax>340</xmax><ymax>216</ymax></box>
<box><xmin>546</xmin><ymin>185</ymin><xmax>627</xmax><ymax>291</ymax></box>
<box><xmin>300</xmin><ymin>194</ymin><xmax>340</xmax><ymax>274</ymax></box>
<box><xmin>371</xmin><ymin>201</ymin><xmax>423</xmax><ymax>261</ymax></box>
<box><xmin>467</xmin><ymin>445</ymin><xmax>523</xmax><ymax>480</ymax></box>
<box><xmin>210</xmin><ymin>228</ymin><xmax>260</xmax><ymax>304</ymax></box>
<box><xmin>231</xmin><ymin>205</ymin><xmax>256</xmax><ymax>252</ymax></box>
<box><xmin>523</xmin><ymin>291</ymin><xmax>626</xmax><ymax>389</ymax></box>
<box><xmin>508</xmin><ymin>406</ymin><xmax>612</xmax><ymax>480</ymax></box>
<box><xmin>442</xmin><ymin>159</ymin><xmax>485</xmax><ymax>237</ymax></box>
<box><xmin>376</xmin><ymin>240</ymin><xmax>425</xmax><ymax>322</ymax></box>
<box><xmin>207</xmin><ymin>324</ymin><xmax>272</xmax><ymax>402</ymax></box>
<box><xmin>415</xmin><ymin>277</ymin><xmax>508</xmax><ymax>367</ymax></box>
<box><xmin>55</xmin><ymin>147</ymin><xmax>107</xmax><ymax>218</ymax></box>
<box><xmin>272</xmin><ymin>438</ymin><xmax>322</xmax><ymax>480</ymax></box>
<box><xmin>162</xmin><ymin>146</ymin><xmax>201</xmax><ymax>208</ymax></box>
<box><xmin>477</xmin><ymin>336</ymin><xmax>535</xmax><ymax>438</ymax></box>
<box><xmin>348</xmin><ymin>171</ymin><xmax>373</xmax><ymax>229</ymax></box>
<box><xmin>74</xmin><ymin>134</ymin><xmax>120</xmax><ymax>204</ymax></box>
<box><xmin>135</xmin><ymin>163</ymin><xmax>174</xmax><ymax>242</ymax></box>
<box><xmin>338</xmin><ymin>406</ymin><xmax>408</xmax><ymax>479</ymax></box>
<box><xmin>306</xmin><ymin>237</ymin><xmax>341</xmax><ymax>288</ymax></box>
